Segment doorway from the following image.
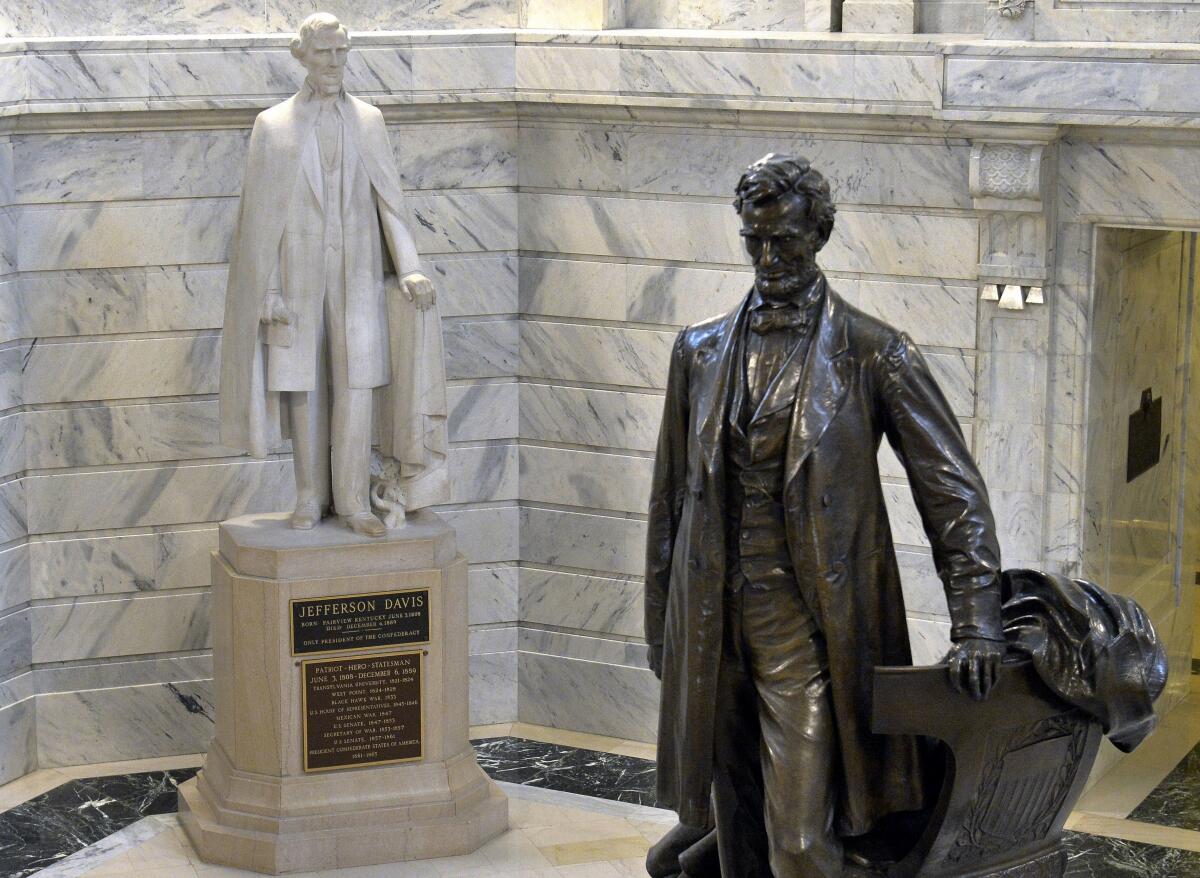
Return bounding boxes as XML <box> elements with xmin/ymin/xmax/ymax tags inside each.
<box><xmin>1084</xmin><ymin>228</ymin><xmax>1199</xmax><ymax>713</ymax></box>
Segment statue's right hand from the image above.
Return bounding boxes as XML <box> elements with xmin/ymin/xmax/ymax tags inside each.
<box><xmin>260</xmin><ymin>293</ymin><xmax>291</xmax><ymax>325</ymax></box>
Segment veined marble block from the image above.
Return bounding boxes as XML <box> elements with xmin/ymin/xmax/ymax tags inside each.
<box><xmin>0</xmin><ymin>697</ymin><xmax>36</xmax><ymax>785</ymax></box>
<box><xmin>521</xmin><ymin>0</ymin><xmax>625</xmax><ymax>29</ymax></box>
<box><xmin>842</xmin><ymin>0</ymin><xmax>917</xmax><ymax>34</ymax></box>
<box><xmin>518</xmin><ymin>651</ymin><xmax>657</xmax><ymax>742</ymax></box>
<box><xmin>1</xmin><ymin>3</ymin><xmax>517</xmax><ymax>40</ymax></box>
<box><xmin>179</xmin><ymin>512</ymin><xmax>507</xmax><ymax>874</ymax></box>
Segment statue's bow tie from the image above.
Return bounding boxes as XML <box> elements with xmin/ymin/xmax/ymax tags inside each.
<box><xmin>750</xmin><ymin>306</ymin><xmax>810</xmax><ymax>335</ymax></box>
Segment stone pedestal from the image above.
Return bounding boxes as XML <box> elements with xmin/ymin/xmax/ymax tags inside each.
<box><xmin>179</xmin><ymin>511</ymin><xmax>508</xmax><ymax>875</ymax></box>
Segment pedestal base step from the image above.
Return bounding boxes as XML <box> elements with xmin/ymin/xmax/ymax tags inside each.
<box><xmin>179</xmin><ymin>777</ymin><xmax>509</xmax><ymax>875</ymax></box>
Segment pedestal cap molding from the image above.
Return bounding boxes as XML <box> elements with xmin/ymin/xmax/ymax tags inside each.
<box><xmin>217</xmin><ymin>511</ymin><xmax>457</xmax><ymax>580</ymax></box>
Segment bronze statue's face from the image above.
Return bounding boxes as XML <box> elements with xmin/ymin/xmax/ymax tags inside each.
<box><xmin>739</xmin><ymin>192</ymin><xmax>822</xmax><ymax>302</ymax></box>
<box><xmin>298</xmin><ymin>27</ymin><xmax>350</xmax><ymax>96</ymax></box>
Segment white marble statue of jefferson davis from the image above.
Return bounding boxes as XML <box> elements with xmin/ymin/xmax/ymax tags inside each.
<box><xmin>219</xmin><ymin>13</ymin><xmax>448</xmax><ymax>537</ymax></box>
<box><xmin>644</xmin><ymin>154</ymin><xmax>1007</xmax><ymax>877</ymax></box>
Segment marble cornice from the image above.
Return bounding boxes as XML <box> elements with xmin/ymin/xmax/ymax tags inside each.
<box><xmin>3</xmin><ymin>30</ymin><xmax>1200</xmax><ymax>133</ymax></box>
<box><xmin>0</xmin><ymin>102</ymin><xmax>517</xmax><ymax>136</ymax></box>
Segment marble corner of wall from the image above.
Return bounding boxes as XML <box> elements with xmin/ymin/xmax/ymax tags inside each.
<box><xmin>450</xmin><ymin>382</ymin><xmax>520</xmax><ymax>443</ymax></box>
<box><xmin>407</xmin><ymin>191</ymin><xmax>519</xmax><ymax>256</ymax></box>
<box><xmin>470</xmin><ymin>649</ymin><xmax>518</xmax><ymax>726</ymax></box>
<box><xmin>443</xmin><ymin>318</ymin><xmax>519</xmax><ymax>380</ymax></box>
<box><xmin>450</xmin><ymin>443</ymin><xmax>519</xmax><ymax>505</ymax></box>
<box><xmin>440</xmin><ymin>504</ymin><xmax>520</xmax><ymax>565</ymax></box>
<box><xmin>35</xmin><ymin>680</ymin><xmax>214</xmax><ymax>767</ymax></box>
<box><xmin>0</xmin><ymin>410</ymin><xmax>23</xmax><ymax>482</ymax></box>
<box><xmin>518</xmin><ymin>382</ymin><xmax>662</xmax><ymax>453</ymax></box>
<box><xmin>427</xmin><ymin>255</ymin><xmax>519</xmax><ymax>319</ymax></box>
<box><xmin>0</xmin><ymin>696</ymin><xmax>36</xmax><ymax>786</ymax></box>
<box><xmin>518</xmin><ymin>445</ymin><xmax>652</xmax><ymax>515</ymax></box>
<box><xmin>517</xmin><ymin>651</ymin><xmax>657</xmax><ymax>743</ymax></box>
<box><xmin>0</xmin><ymin>606</ymin><xmax>31</xmax><ymax>681</ymax></box>
<box><xmin>519</xmin><ymin>506</ymin><xmax>646</xmax><ymax>578</ymax></box>
<box><xmin>469</xmin><ymin>565</ymin><xmax>519</xmax><ymax>626</ymax></box>
<box><xmin>470</xmin><ymin>625</ymin><xmax>518</xmax><ymax>656</ymax></box>
<box><xmin>0</xmin><ymin>475</ymin><xmax>26</xmax><ymax>547</ymax></box>
<box><xmin>0</xmin><ymin>542</ymin><xmax>29</xmax><ymax>614</ymax></box>
<box><xmin>393</xmin><ymin>125</ymin><xmax>518</xmax><ymax>195</ymax></box>
<box><xmin>519</xmin><ymin>319</ymin><xmax>677</xmax><ymax>390</ymax></box>
<box><xmin>519</xmin><ymin>566</ymin><xmax>645</xmax><ymax>640</ymax></box>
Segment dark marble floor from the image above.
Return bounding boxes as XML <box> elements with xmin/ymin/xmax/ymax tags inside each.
<box><xmin>0</xmin><ymin>768</ymin><xmax>198</xmax><ymax>878</ymax></box>
<box><xmin>0</xmin><ymin>740</ymin><xmax>1198</xmax><ymax>877</ymax></box>
<box><xmin>1063</xmin><ymin>831</ymin><xmax>1200</xmax><ymax>876</ymax></box>
<box><xmin>471</xmin><ymin>735</ymin><xmax>657</xmax><ymax>806</ymax></box>
<box><xmin>1128</xmin><ymin>737</ymin><xmax>1200</xmax><ymax>833</ymax></box>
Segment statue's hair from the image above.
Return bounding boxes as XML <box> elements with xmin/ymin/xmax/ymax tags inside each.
<box><xmin>733</xmin><ymin>153</ymin><xmax>836</xmax><ymax>248</ymax></box>
<box><xmin>291</xmin><ymin>12</ymin><xmax>350</xmax><ymax>58</ymax></box>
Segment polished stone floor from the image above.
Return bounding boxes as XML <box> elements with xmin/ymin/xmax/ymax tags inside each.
<box><xmin>0</xmin><ymin>708</ymin><xmax>1197</xmax><ymax>877</ymax></box>
<box><xmin>1128</xmin><ymin>738</ymin><xmax>1200</xmax><ymax>833</ymax></box>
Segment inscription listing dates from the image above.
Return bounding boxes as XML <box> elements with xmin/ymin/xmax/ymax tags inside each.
<box><xmin>291</xmin><ymin>588</ymin><xmax>430</xmax><ymax>656</ymax></box>
<box><xmin>302</xmin><ymin>651</ymin><xmax>423</xmax><ymax>772</ymax></box>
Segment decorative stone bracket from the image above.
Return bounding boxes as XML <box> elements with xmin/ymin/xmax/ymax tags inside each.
<box><xmin>971</xmin><ymin>141</ymin><xmax>1056</xmax><ymax>310</ymax></box>
<box><xmin>987</xmin><ymin>0</ymin><xmax>1035</xmax><ymax>39</ymax></box>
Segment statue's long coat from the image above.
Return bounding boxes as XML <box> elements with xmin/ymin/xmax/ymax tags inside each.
<box><xmin>644</xmin><ymin>285</ymin><xmax>1003</xmax><ymax>836</ymax></box>
<box><xmin>218</xmin><ymin>89</ymin><xmax>447</xmax><ymax>505</ymax></box>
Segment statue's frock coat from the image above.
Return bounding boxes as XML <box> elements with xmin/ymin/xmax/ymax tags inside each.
<box><xmin>644</xmin><ymin>284</ymin><xmax>1003</xmax><ymax>835</ymax></box>
<box><xmin>218</xmin><ymin>90</ymin><xmax>421</xmax><ymax>458</ymax></box>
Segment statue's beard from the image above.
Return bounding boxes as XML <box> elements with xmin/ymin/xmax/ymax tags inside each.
<box><xmin>755</xmin><ymin>263</ymin><xmax>820</xmax><ymax>303</ymax></box>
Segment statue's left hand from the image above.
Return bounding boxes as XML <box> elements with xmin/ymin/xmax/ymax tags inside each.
<box><xmin>401</xmin><ymin>272</ymin><xmax>436</xmax><ymax>311</ymax></box>
<box><xmin>945</xmin><ymin>637</ymin><xmax>1006</xmax><ymax>701</ymax></box>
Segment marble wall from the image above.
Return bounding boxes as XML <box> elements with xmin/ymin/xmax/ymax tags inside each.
<box><xmin>0</xmin><ymin>2</ymin><xmax>518</xmax><ymax>39</ymax></box>
<box><xmin>514</xmin><ymin>118</ymin><xmax>982</xmax><ymax>740</ymax></box>
<box><xmin>4</xmin><ymin>29</ymin><xmax>1200</xmax><ymax>776</ymax></box>
<box><xmin>625</xmin><ymin>0</ymin><xmax>824</xmax><ymax>30</ymax></box>
<box><xmin>0</xmin><ymin>33</ymin><xmax>521</xmax><ymax>782</ymax></box>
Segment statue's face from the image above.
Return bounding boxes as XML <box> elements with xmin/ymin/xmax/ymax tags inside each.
<box><xmin>298</xmin><ymin>27</ymin><xmax>350</xmax><ymax>96</ymax></box>
<box><xmin>739</xmin><ymin>192</ymin><xmax>822</xmax><ymax>302</ymax></box>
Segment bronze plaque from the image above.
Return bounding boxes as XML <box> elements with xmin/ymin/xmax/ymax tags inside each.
<box><xmin>301</xmin><ymin>651</ymin><xmax>423</xmax><ymax>772</ymax></box>
<box><xmin>290</xmin><ymin>588</ymin><xmax>430</xmax><ymax>656</ymax></box>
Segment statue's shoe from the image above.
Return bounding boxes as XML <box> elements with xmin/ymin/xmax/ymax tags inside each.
<box><xmin>291</xmin><ymin>499</ymin><xmax>322</xmax><ymax>530</ymax></box>
<box><xmin>342</xmin><ymin>511</ymin><xmax>386</xmax><ymax>538</ymax></box>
